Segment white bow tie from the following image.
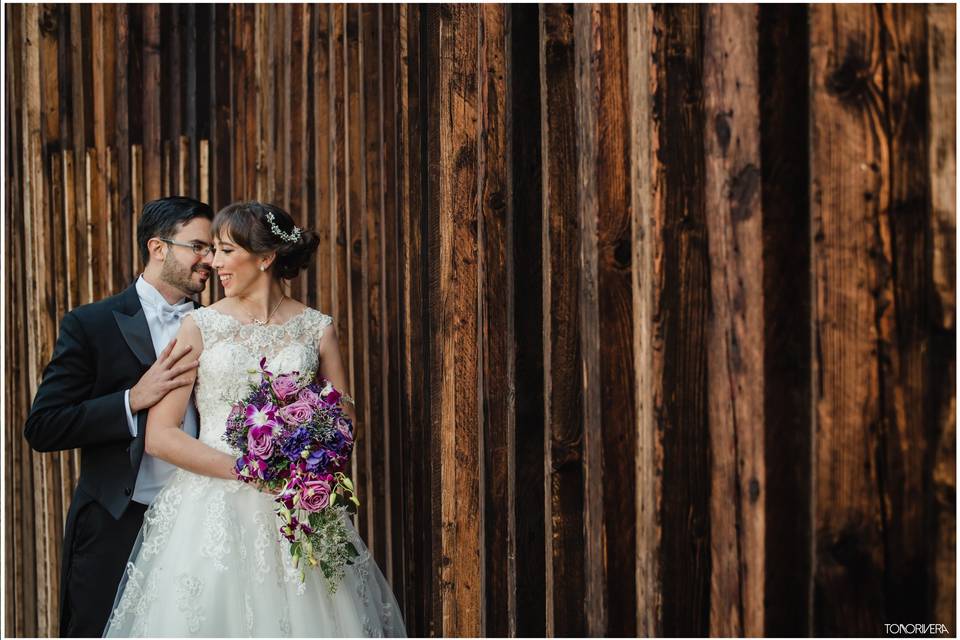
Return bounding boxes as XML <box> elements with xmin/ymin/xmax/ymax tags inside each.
<box><xmin>156</xmin><ymin>300</ymin><xmax>194</xmax><ymax>324</ymax></box>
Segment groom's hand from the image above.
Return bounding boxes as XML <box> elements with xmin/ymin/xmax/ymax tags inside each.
<box><xmin>129</xmin><ymin>338</ymin><xmax>200</xmax><ymax>413</ymax></box>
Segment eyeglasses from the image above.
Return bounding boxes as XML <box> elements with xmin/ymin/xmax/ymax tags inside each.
<box><xmin>160</xmin><ymin>238</ymin><xmax>215</xmax><ymax>257</ymax></box>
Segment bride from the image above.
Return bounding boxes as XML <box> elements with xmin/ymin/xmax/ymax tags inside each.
<box><xmin>103</xmin><ymin>201</ymin><xmax>405</xmax><ymax>637</ymax></box>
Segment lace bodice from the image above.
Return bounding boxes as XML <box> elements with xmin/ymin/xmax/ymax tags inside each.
<box><xmin>188</xmin><ymin>306</ymin><xmax>333</xmax><ymax>455</ymax></box>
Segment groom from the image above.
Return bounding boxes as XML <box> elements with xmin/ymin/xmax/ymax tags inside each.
<box><xmin>24</xmin><ymin>196</ymin><xmax>216</xmax><ymax>637</ymax></box>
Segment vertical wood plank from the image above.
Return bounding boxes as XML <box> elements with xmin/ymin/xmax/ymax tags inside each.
<box><xmin>397</xmin><ymin>6</ymin><xmax>434</xmax><ymax>635</ymax></box>
<box><xmin>289</xmin><ymin>3</ymin><xmax>308</xmax><ymax>301</ymax></box>
<box><xmin>626</xmin><ymin>4</ymin><xmax>662</xmax><ymax>637</ymax></box>
<box><xmin>70</xmin><ymin>4</ymin><xmax>94</xmax><ymax>304</ymax></box>
<box><xmin>926</xmin><ymin>4</ymin><xmax>956</xmax><ymax>632</ymax></box>
<box><xmin>508</xmin><ymin>6</ymin><xmax>547</xmax><ymax>637</ymax></box>
<box><xmin>478</xmin><ymin>4</ymin><xmax>516</xmax><ymax>637</ymax></box>
<box><xmin>163</xmin><ymin>5</ymin><xmax>181</xmax><ymax>195</ymax></box>
<box><xmin>90</xmin><ymin>4</ymin><xmax>112</xmax><ymax>297</ymax></box>
<box><xmin>434</xmin><ymin>4</ymin><xmax>482</xmax><ymax>634</ymax></box>
<box><xmin>142</xmin><ymin>4</ymin><xmax>161</xmax><ymax>202</ymax></box>
<box><xmin>651</xmin><ymin>5</ymin><xmax>712</xmax><ymax>635</ymax></box>
<box><xmin>361</xmin><ymin>0</ymin><xmax>388</xmax><ymax>573</ymax></box>
<box><xmin>595</xmin><ymin>7</ymin><xmax>639</xmax><ymax>633</ymax></box>
<box><xmin>23</xmin><ymin>8</ymin><xmax>61</xmax><ymax>632</ymax></box>
<box><xmin>539</xmin><ymin>4</ymin><xmax>585</xmax><ymax>636</ymax></box>
<box><xmin>233</xmin><ymin>4</ymin><xmax>255</xmax><ymax>198</ymax></box>
<box><xmin>810</xmin><ymin>8</ymin><xmax>887</xmax><ymax>629</ymax></box>
<box><xmin>809</xmin><ymin>4</ymin><xmax>931</xmax><ymax>633</ymax></box>
<box><xmin>185</xmin><ymin>4</ymin><xmax>199</xmax><ymax>197</ymax></box>
<box><xmin>5</xmin><ymin>5</ymin><xmax>38</xmax><ymax>634</ymax></box>
<box><xmin>212</xmin><ymin>4</ymin><xmax>230</xmax><ymax>212</ymax></box>
<box><xmin>345</xmin><ymin>2</ymin><xmax>369</xmax><ymax>546</ymax></box>
<box><xmin>380</xmin><ymin>4</ymin><xmax>405</xmax><ymax>596</ymax></box>
<box><xmin>329</xmin><ymin>3</ymin><xmax>350</xmax><ymax>417</ymax></box>
<box><xmin>255</xmin><ymin>4</ymin><xmax>270</xmax><ymax>201</ymax></box>
<box><xmin>57</xmin><ymin>5</ymin><xmax>78</xmax><ymax>311</ymax></box>
<box><xmin>873</xmin><ymin>3</ymin><xmax>940</xmax><ymax>627</ymax></box>
<box><xmin>703</xmin><ymin>5</ymin><xmax>765</xmax><ymax>636</ymax></box>
<box><xmin>313</xmin><ymin>5</ymin><xmax>332</xmax><ymax>313</ymax></box>
<box><xmin>572</xmin><ymin>4</ymin><xmax>607</xmax><ymax>636</ymax></box>
<box><xmin>757</xmin><ymin>5</ymin><xmax>812</xmax><ymax>636</ymax></box>
<box><xmin>115</xmin><ymin>4</ymin><xmax>132</xmax><ymax>284</ymax></box>
<box><xmin>576</xmin><ymin>4</ymin><xmax>643</xmax><ymax>635</ymax></box>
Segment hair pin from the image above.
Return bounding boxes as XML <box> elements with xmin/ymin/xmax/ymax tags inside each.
<box><xmin>265</xmin><ymin>210</ymin><xmax>303</xmax><ymax>244</ymax></box>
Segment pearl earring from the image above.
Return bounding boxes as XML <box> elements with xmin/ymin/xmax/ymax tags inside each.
<box><xmin>260</xmin><ymin>265</ymin><xmax>266</xmax><ymax>271</ymax></box>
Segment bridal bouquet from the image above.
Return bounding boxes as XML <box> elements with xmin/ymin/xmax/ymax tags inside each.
<box><xmin>223</xmin><ymin>357</ymin><xmax>361</xmax><ymax>592</ymax></box>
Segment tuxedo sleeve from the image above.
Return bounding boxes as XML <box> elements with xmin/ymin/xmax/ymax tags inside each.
<box><xmin>23</xmin><ymin>310</ymin><xmax>134</xmax><ymax>452</ymax></box>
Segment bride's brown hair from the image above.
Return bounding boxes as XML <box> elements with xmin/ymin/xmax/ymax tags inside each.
<box><xmin>211</xmin><ymin>201</ymin><xmax>319</xmax><ymax>280</ymax></box>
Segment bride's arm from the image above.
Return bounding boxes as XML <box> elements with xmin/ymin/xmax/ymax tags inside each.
<box><xmin>143</xmin><ymin>316</ymin><xmax>237</xmax><ymax>480</ymax></box>
<box><xmin>317</xmin><ymin>322</ymin><xmax>359</xmax><ymax>436</ymax></box>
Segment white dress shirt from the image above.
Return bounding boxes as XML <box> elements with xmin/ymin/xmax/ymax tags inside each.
<box><xmin>123</xmin><ymin>276</ymin><xmax>200</xmax><ymax>505</ymax></box>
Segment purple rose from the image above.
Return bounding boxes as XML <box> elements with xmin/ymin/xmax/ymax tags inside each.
<box><xmin>278</xmin><ymin>401</ymin><xmax>314</xmax><ymax>427</ymax></box>
<box><xmin>272</xmin><ymin>374</ymin><xmax>300</xmax><ymax>403</ymax></box>
<box><xmin>299</xmin><ymin>477</ymin><xmax>332</xmax><ymax>512</ymax></box>
<box><xmin>248</xmin><ymin>424</ymin><xmax>274</xmax><ymax>459</ymax></box>
<box><xmin>297</xmin><ymin>387</ymin><xmax>322</xmax><ymax>409</ymax></box>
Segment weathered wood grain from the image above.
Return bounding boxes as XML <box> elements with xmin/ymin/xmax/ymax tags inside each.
<box><xmin>396</xmin><ymin>6</ymin><xmax>435</xmax><ymax>634</ymax></box>
<box><xmin>380</xmin><ymin>3</ymin><xmax>405</xmax><ymax>596</ymax></box>
<box><xmin>573</xmin><ymin>4</ymin><xmax>608</xmax><ymax>635</ymax></box>
<box><xmin>433</xmin><ymin>3</ymin><xmax>482</xmax><ymax>635</ymax></box>
<box><xmin>7</xmin><ymin>5</ymin><xmax>954</xmax><ymax>638</ymax></box>
<box><xmin>312</xmin><ymin>5</ymin><xmax>332</xmax><ymax>313</ymax></box>
<box><xmin>360</xmin><ymin>2</ymin><xmax>388</xmax><ymax>572</ymax></box>
<box><xmin>478</xmin><ymin>4</ymin><xmax>516</xmax><ymax>637</ymax></box>
<box><xmin>810</xmin><ymin>4</ymin><xmax>938</xmax><ymax>633</ymax></box>
<box><xmin>626</xmin><ymin>4</ymin><xmax>662</xmax><ymax>637</ymax></box>
<box><xmin>141</xmin><ymin>4</ymin><xmax>161</xmax><ymax>202</ymax></box>
<box><xmin>703</xmin><ymin>5</ymin><xmax>765</xmax><ymax>637</ymax></box>
<box><xmin>651</xmin><ymin>5</ymin><xmax>712</xmax><ymax>635</ymax></box>
<box><xmin>211</xmin><ymin>4</ymin><xmax>230</xmax><ymax>213</ymax></box>
<box><xmin>345</xmin><ymin>2</ymin><xmax>370</xmax><ymax>547</ymax></box>
<box><xmin>294</xmin><ymin>4</ymin><xmax>310</xmax><ymax>302</ymax></box>
<box><xmin>115</xmin><ymin>4</ymin><xmax>133</xmax><ymax>284</ymax></box>
<box><xmin>926</xmin><ymin>4</ymin><xmax>956</xmax><ymax>634</ymax></box>
<box><xmin>539</xmin><ymin>4</ymin><xmax>586</xmax><ymax>636</ymax></box>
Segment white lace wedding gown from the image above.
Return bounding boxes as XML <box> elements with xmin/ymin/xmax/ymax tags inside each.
<box><xmin>103</xmin><ymin>307</ymin><xmax>405</xmax><ymax>637</ymax></box>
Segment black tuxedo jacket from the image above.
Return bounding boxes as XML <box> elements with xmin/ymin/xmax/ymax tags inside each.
<box><xmin>24</xmin><ymin>281</ymin><xmax>198</xmax><ymax>516</ymax></box>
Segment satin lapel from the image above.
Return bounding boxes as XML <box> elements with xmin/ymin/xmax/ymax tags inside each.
<box><xmin>114</xmin><ymin>307</ymin><xmax>157</xmax><ymax>368</ymax></box>
<box><xmin>113</xmin><ymin>282</ymin><xmax>153</xmax><ymax>471</ymax></box>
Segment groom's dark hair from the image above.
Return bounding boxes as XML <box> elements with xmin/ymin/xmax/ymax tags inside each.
<box><xmin>137</xmin><ymin>196</ymin><xmax>214</xmax><ymax>264</ymax></box>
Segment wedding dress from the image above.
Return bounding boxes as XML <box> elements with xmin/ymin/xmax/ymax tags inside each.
<box><xmin>103</xmin><ymin>307</ymin><xmax>406</xmax><ymax>637</ymax></box>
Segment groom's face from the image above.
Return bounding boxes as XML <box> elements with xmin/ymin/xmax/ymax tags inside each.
<box><xmin>159</xmin><ymin>217</ymin><xmax>214</xmax><ymax>296</ymax></box>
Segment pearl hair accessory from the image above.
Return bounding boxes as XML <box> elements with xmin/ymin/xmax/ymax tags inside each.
<box><xmin>265</xmin><ymin>210</ymin><xmax>303</xmax><ymax>244</ymax></box>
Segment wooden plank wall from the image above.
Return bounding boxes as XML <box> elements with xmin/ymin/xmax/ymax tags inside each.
<box><xmin>5</xmin><ymin>4</ymin><xmax>955</xmax><ymax>638</ymax></box>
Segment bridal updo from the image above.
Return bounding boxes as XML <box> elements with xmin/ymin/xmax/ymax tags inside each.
<box><xmin>212</xmin><ymin>201</ymin><xmax>320</xmax><ymax>280</ymax></box>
